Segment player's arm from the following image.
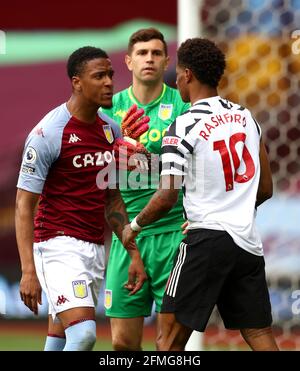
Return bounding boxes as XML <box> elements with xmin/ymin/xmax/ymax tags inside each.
<box><xmin>135</xmin><ymin>175</ymin><xmax>180</xmax><ymax>226</ymax></box>
<box><xmin>122</xmin><ymin>116</ymin><xmax>189</xmax><ymax>247</ymax></box>
<box><xmin>256</xmin><ymin>140</ymin><xmax>273</xmax><ymax>207</ymax></box>
<box><xmin>16</xmin><ymin>122</ymin><xmax>59</xmax><ymax>314</ymax></box>
<box><xmin>122</xmin><ymin>175</ymin><xmax>181</xmax><ymax>248</ymax></box>
<box><xmin>15</xmin><ymin>189</ymin><xmax>42</xmax><ymax>315</ymax></box>
<box><xmin>105</xmin><ymin>188</ymin><xmax>147</xmax><ymax>294</ymax></box>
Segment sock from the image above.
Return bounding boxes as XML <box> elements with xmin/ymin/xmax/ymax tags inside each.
<box><xmin>63</xmin><ymin>320</ymin><xmax>96</xmax><ymax>351</ymax></box>
<box><xmin>44</xmin><ymin>334</ymin><xmax>66</xmax><ymax>351</ymax></box>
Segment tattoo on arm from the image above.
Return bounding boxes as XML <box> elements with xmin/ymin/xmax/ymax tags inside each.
<box><xmin>105</xmin><ymin>189</ymin><xmax>140</xmax><ymax>254</ymax></box>
<box><xmin>105</xmin><ymin>189</ymin><xmax>128</xmax><ymax>241</ymax></box>
<box><xmin>106</xmin><ymin>211</ymin><xmax>125</xmax><ymax>232</ymax></box>
<box><xmin>138</xmin><ymin>189</ymin><xmax>178</xmax><ymax>227</ymax></box>
<box><xmin>137</xmin><ymin>176</ymin><xmax>180</xmax><ymax>227</ymax></box>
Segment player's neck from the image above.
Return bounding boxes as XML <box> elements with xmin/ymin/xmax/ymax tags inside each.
<box><xmin>67</xmin><ymin>97</ymin><xmax>99</xmax><ymax>124</ymax></box>
<box><xmin>131</xmin><ymin>80</ymin><xmax>164</xmax><ymax>105</ymax></box>
<box><xmin>190</xmin><ymin>86</ymin><xmax>218</xmax><ymax>105</ymax></box>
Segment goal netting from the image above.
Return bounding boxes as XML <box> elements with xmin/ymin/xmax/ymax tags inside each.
<box><xmin>187</xmin><ymin>0</ymin><xmax>300</xmax><ymax>350</ymax></box>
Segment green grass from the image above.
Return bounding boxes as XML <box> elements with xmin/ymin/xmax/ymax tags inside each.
<box><xmin>0</xmin><ymin>319</ymin><xmax>157</xmax><ymax>351</ymax></box>
<box><xmin>0</xmin><ymin>332</ymin><xmax>155</xmax><ymax>351</ymax></box>
<box><xmin>0</xmin><ymin>333</ymin><xmax>46</xmax><ymax>351</ymax></box>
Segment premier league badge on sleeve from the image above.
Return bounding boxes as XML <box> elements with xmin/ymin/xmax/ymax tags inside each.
<box><xmin>103</xmin><ymin>125</ymin><xmax>114</xmax><ymax>144</ymax></box>
<box><xmin>24</xmin><ymin>146</ymin><xmax>37</xmax><ymax>164</ymax></box>
<box><xmin>72</xmin><ymin>280</ymin><xmax>88</xmax><ymax>299</ymax></box>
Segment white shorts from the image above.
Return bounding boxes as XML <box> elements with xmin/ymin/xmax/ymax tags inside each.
<box><xmin>33</xmin><ymin>236</ymin><xmax>105</xmax><ymax>319</ymax></box>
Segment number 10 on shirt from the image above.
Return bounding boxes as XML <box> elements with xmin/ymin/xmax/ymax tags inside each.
<box><xmin>213</xmin><ymin>133</ymin><xmax>255</xmax><ymax>191</ymax></box>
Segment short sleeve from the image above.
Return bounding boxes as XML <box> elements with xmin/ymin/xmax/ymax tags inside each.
<box><xmin>17</xmin><ymin>131</ymin><xmax>59</xmax><ymax>194</ymax></box>
<box><xmin>161</xmin><ymin>120</ymin><xmax>187</xmax><ymax>177</ymax></box>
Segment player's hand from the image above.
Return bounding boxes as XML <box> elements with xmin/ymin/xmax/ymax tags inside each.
<box><xmin>181</xmin><ymin>221</ymin><xmax>189</xmax><ymax>235</ymax></box>
<box><xmin>113</xmin><ymin>138</ymin><xmax>152</xmax><ymax>172</ymax></box>
<box><xmin>122</xmin><ymin>223</ymin><xmax>139</xmax><ymax>248</ymax></box>
<box><xmin>121</xmin><ymin>104</ymin><xmax>150</xmax><ymax>139</ymax></box>
<box><xmin>124</xmin><ymin>244</ymin><xmax>147</xmax><ymax>295</ymax></box>
<box><xmin>19</xmin><ymin>271</ymin><xmax>42</xmax><ymax>315</ymax></box>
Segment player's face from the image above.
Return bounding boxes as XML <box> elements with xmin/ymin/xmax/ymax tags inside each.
<box><xmin>176</xmin><ymin>65</ymin><xmax>189</xmax><ymax>102</ymax></box>
<box><xmin>78</xmin><ymin>58</ymin><xmax>114</xmax><ymax>108</ymax></box>
<box><xmin>126</xmin><ymin>39</ymin><xmax>169</xmax><ymax>84</ymax></box>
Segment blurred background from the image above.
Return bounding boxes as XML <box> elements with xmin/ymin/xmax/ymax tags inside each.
<box><xmin>0</xmin><ymin>0</ymin><xmax>300</xmax><ymax>350</ymax></box>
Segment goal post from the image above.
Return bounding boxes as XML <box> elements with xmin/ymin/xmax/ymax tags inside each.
<box><xmin>177</xmin><ymin>0</ymin><xmax>203</xmax><ymax>45</ymax></box>
<box><xmin>177</xmin><ymin>0</ymin><xmax>204</xmax><ymax>351</ymax></box>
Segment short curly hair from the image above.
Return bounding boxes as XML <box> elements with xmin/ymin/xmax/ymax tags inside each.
<box><xmin>67</xmin><ymin>46</ymin><xmax>108</xmax><ymax>79</ymax></box>
<box><xmin>177</xmin><ymin>38</ymin><xmax>226</xmax><ymax>88</ymax></box>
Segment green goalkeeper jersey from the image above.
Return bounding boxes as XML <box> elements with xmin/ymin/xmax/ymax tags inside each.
<box><xmin>102</xmin><ymin>84</ymin><xmax>190</xmax><ymax>237</ymax></box>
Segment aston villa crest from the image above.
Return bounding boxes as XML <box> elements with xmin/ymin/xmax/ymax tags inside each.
<box><xmin>104</xmin><ymin>289</ymin><xmax>112</xmax><ymax>309</ymax></box>
<box><xmin>158</xmin><ymin>103</ymin><xmax>173</xmax><ymax>120</ymax></box>
<box><xmin>103</xmin><ymin>125</ymin><xmax>114</xmax><ymax>143</ymax></box>
<box><xmin>72</xmin><ymin>280</ymin><xmax>88</xmax><ymax>299</ymax></box>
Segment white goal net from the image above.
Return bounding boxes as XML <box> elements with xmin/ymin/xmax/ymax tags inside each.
<box><xmin>186</xmin><ymin>0</ymin><xmax>300</xmax><ymax>350</ymax></box>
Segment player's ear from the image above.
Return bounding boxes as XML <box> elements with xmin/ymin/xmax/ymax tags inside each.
<box><xmin>72</xmin><ymin>76</ymin><xmax>82</xmax><ymax>92</ymax></box>
<box><xmin>125</xmin><ymin>54</ymin><xmax>133</xmax><ymax>72</ymax></box>
<box><xmin>185</xmin><ymin>68</ymin><xmax>193</xmax><ymax>83</ymax></box>
<box><xmin>164</xmin><ymin>55</ymin><xmax>170</xmax><ymax>71</ymax></box>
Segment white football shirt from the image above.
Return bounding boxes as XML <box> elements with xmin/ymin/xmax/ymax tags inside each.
<box><xmin>161</xmin><ymin>96</ymin><xmax>263</xmax><ymax>255</ymax></box>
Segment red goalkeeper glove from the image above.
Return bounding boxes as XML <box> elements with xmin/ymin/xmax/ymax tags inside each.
<box><xmin>113</xmin><ymin>138</ymin><xmax>159</xmax><ymax>173</ymax></box>
<box><xmin>121</xmin><ymin>104</ymin><xmax>150</xmax><ymax>140</ymax></box>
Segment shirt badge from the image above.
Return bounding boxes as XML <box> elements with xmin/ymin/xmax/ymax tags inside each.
<box><xmin>103</xmin><ymin>125</ymin><xmax>114</xmax><ymax>144</ymax></box>
<box><xmin>158</xmin><ymin>103</ymin><xmax>173</xmax><ymax>120</ymax></box>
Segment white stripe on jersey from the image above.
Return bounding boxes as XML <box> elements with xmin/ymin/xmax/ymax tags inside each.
<box><xmin>166</xmin><ymin>242</ymin><xmax>187</xmax><ymax>297</ymax></box>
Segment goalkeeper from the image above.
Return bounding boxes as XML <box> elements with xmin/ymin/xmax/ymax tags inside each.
<box><xmin>101</xmin><ymin>28</ymin><xmax>190</xmax><ymax>351</ymax></box>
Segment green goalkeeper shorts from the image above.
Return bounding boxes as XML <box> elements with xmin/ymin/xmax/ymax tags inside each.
<box><xmin>104</xmin><ymin>230</ymin><xmax>183</xmax><ymax>318</ymax></box>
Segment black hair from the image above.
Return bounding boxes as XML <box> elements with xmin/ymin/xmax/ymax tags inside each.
<box><xmin>177</xmin><ymin>38</ymin><xmax>226</xmax><ymax>88</ymax></box>
<box><xmin>67</xmin><ymin>46</ymin><xmax>108</xmax><ymax>79</ymax></box>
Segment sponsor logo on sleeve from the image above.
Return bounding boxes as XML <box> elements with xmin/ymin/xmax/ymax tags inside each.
<box><xmin>162</xmin><ymin>136</ymin><xmax>179</xmax><ymax>146</ymax></box>
<box><xmin>158</xmin><ymin>103</ymin><xmax>173</xmax><ymax>120</ymax></box>
<box><xmin>104</xmin><ymin>289</ymin><xmax>112</xmax><ymax>309</ymax></box>
<box><xmin>72</xmin><ymin>280</ymin><xmax>88</xmax><ymax>299</ymax></box>
<box><xmin>21</xmin><ymin>165</ymin><xmax>36</xmax><ymax>174</ymax></box>
<box><xmin>24</xmin><ymin>146</ymin><xmax>37</xmax><ymax>164</ymax></box>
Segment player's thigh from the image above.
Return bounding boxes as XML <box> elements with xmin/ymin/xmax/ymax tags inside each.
<box><xmin>58</xmin><ymin>307</ymin><xmax>96</xmax><ymax>329</ymax></box>
<box><xmin>34</xmin><ymin>236</ymin><xmax>104</xmax><ymax>317</ymax></box>
<box><xmin>47</xmin><ymin>315</ymin><xmax>65</xmax><ymax>337</ymax></box>
<box><xmin>149</xmin><ymin>231</ymin><xmax>184</xmax><ymax>312</ymax></box>
<box><xmin>105</xmin><ymin>239</ymin><xmax>152</xmax><ymax>317</ymax></box>
<box><xmin>110</xmin><ymin>317</ymin><xmax>144</xmax><ymax>348</ymax></box>
<box><xmin>47</xmin><ymin>308</ymin><xmax>96</xmax><ymax>334</ymax></box>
